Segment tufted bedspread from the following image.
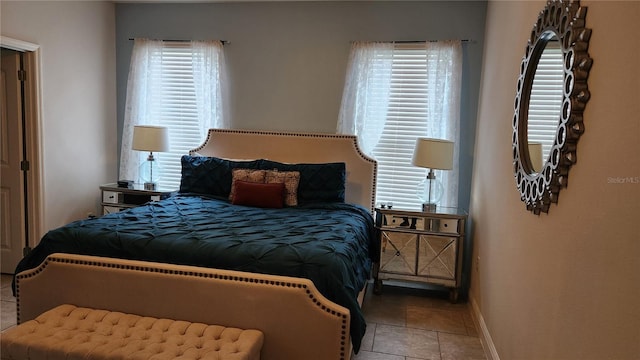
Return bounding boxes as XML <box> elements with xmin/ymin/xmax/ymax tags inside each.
<box><xmin>13</xmin><ymin>194</ymin><xmax>375</xmax><ymax>352</ymax></box>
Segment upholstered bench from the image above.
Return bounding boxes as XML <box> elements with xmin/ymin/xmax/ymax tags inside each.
<box><xmin>1</xmin><ymin>304</ymin><xmax>264</xmax><ymax>360</ymax></box>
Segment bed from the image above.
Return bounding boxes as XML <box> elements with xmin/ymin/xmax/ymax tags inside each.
<box><xmin>12</xmin><ymin>129</ymin><xmax>378</xmax><ymax>359</ymax></box>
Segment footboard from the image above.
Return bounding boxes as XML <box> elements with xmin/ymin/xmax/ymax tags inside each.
<box><xmin>15</xmin><ymin>253</ymin><xmax>351</xmax><ymax>360</ymax></box>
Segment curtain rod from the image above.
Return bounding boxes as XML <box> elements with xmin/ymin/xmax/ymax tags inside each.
<box><xmin>128</xmin><ymin>38</ymin><xmax>228</xmax><ymax>45</ymax></box>
<box><xmin>395</xmin><ymin>39</ymin><xmax>472</xmax><ymax>43</ymax></box>
<box><xmin>351</xmin><ymin>39</ymin><xmax>472</xmax><ymax>44</ymax></box>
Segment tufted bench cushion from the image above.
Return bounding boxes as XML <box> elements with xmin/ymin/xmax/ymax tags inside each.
<box><xmin>1</xmin><ymin>304</ymin><xmax>263</xmax><ymax>360</ymax></box>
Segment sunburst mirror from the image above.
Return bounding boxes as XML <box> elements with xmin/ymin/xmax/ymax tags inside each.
<box><xmin>512</xmin><ymin>0</ymin><xmax>593</xmax><ymax>214</ymax></box>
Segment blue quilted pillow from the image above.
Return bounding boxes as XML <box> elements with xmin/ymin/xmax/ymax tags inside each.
<box><xmin>260</xmin><ymin>160</ymin><xmax>346</xmax><ymax>204</ymax></box>
<box><xmin>180</xmin><ymin>156</ymin><xmax>262</xmax><ymax>198</ymax></box>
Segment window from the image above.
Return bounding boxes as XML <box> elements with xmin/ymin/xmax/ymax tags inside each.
<box><xmin>120</xmin><ymin>39</ymin><xmax>227</xmax><ymax>190</ymax></box>
<box><xmin>338</xmin><ymin>41</ymin><xmax>462</xmax><ymax>210</ymax></box>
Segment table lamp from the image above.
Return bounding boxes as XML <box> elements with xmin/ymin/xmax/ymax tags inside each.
<box><xmin>132</xmin><ymin>125</ymin><xmax>169</xmax><ymax>190</ymax></box>
<box><xmin>412</xmin><ymin>137</ymin><xmax>454</xmax><ymax>212</ymax></box>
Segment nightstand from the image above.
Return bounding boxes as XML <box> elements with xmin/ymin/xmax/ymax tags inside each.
<box><xmin>373</xmin><ymin>206</ymin><xmax>467</xmax><ymax>302</ymax></box>
<box><xmin>100</xmin><ymin>183</ymin><xmax>173</xmax><ymax>215</ymax></box>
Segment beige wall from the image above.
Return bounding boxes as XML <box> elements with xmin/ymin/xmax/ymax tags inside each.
<box><xmin>470</xmin><ymin>1</ymin><xmax>640</xmax><ymax>359</ymax></box>
<box><xmin>1</xmin><ymin>1</ymin><xmax>117</xmax><ymax>232</ymax></box>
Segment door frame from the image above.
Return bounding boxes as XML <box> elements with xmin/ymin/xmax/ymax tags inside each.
<box><xmin>1</xmin><ymin>36</ymin><xmax>43</xmax><ymax>251</ymax></box>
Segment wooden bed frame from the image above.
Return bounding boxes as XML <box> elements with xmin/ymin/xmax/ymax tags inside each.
<box><xmin>15</xmin><ymin>129</ymin><xmax>377</xmax><ymax>360</ymax></box>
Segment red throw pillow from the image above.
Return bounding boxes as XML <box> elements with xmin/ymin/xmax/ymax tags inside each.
<box><xmin>231</xmin><ymin>180</ymin><xmax>285</xmax><ymax>208</ymax></box>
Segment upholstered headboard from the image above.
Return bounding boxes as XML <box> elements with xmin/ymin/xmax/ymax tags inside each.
<box><xmin>15</xmin><ymin>253</ymin><xmax>353</xmax><ymax>360</ymax></box>
<box><xmin>190</xmin><ymin>129</ymin><xmax>377</xmax><ymax>212</ymax></box>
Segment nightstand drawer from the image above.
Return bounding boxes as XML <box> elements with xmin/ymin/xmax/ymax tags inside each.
<box><xmin>102</xmin><ymin>191</ymin><xmax>123</xmax><ymax>204</ymax></box>
<box><xmin>103</xmin><ymin>205</ymin><xmax>123</xmax><ymax>215</ymax></box>
<box><xmin>434</xmin><ymin>218</ymin><xmax>459</xmax><ymax>234</ymax></box>
<box><xmin>382</xmin><ymin>214</ymin><xmax>424</xmax><ymax>230</ymax></box>
<box><xmin>99</xmin><ymin>183</ymin><xmax>174</xmax><ymax>217</ymax></box>
<box><xmin>380</xmin><ymin>214</ymin><xmax>459</xmax><ymax>234</ymax></box>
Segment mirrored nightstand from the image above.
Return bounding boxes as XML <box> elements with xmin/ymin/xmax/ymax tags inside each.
<box><xmin>373</xmin><ymin>206</ymin><xmax>467</xmax><ymax>302</ymax></box>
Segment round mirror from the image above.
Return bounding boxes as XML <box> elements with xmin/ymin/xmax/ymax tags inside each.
<box><xmin>512</xmin><ymin>0</ymin><xmax>592</xmax><ymax>214</ymax></box>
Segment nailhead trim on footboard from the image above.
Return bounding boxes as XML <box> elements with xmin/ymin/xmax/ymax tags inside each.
<box><xmin>15</xmin><ymin>254</ymin><xmax>351</xmax><ymax>360</ymax></box>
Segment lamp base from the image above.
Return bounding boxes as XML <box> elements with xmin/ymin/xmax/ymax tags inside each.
<box><xmin>422</xmin><ymin>203</ymin><xmax>437</xmax><ymax>213</ymax></box>
<box><xmin>139</xmin><ymin>157</ymin><xmax>162</xmax><ymax>190</ymax></box>
<box><xmin>417</xmin><ymin>176</ymin><xmax>444</xmax><ymax>209</ymax></box>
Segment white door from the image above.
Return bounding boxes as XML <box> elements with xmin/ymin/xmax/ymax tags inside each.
<box><xmin>0</xmin><ymin>49</ymin><xmax>26</xmax><ymax>273</ymax></box>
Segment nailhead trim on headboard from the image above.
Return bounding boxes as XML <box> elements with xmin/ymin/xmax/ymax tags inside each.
<box><xmin>189</xmin><ymin>129</ymin><xmax>377</xmax><ymax>214</ymax></box>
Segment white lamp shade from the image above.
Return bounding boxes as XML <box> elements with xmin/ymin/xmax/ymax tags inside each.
<box><xmin>132</xmin><ymin>125</ymin><xmax>170</xmax><ymax>152</ymax></box>
<box><xmin>412</xmin><ymin>138</ymin><xmax>454</xmax><ymax>170</ymax></box>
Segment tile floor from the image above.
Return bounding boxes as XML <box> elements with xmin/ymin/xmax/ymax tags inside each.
<box><xmin>1</xmin><ymin>274</ymin><xmax>17</xmax><ymax>332</ymax></box>
<box><xmin>1</xmin><ymin>274</ymin><xmax>486</xmax><ymax>360</ymax></box>
<box><xmin>354</xmin><ymin>282</ymin><xmax>486</xmax><ymax>360</ymax></box>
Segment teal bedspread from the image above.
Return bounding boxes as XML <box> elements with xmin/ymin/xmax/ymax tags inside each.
<box><xmin>13</xmin><ymin>194</ymin><xmax>374</xmax><ymax>352</ymax></box>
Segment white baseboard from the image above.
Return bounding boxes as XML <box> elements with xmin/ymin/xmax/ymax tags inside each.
<box><xmin>468</xmin><ymin>292</ymin><xmax>500</xmax><ymax>360</ymax></box>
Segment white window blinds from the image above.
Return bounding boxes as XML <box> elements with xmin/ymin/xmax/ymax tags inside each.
<box><xmin>120</xmin><ymin>39</ymin><xmax>227</xmax><ymax>191</ymax></box>
<box><xmin>374</xmin><ymin>44</ymin><xmax>432</xmax><ymax>209</ymax></box>
<box><xmin>527</xmin><ymin>40</ymin><xmax>563</xmax><ymax>165</ymax></box>
<box><xmin>148</xmin><ymin>43</ymin><xmax>202</xmax><ymax>190</ymax></box>
<box><xmin>370</xmin><ymin>42</ymin><xmax>461</xmax><ymax>210</ymax></box>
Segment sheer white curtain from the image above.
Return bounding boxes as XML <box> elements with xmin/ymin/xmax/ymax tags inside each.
<box><xmin>120</xmin><ymin>39</ymin><xmax>162</xmax><ymax>184</ymax></box>
<box><xmin>337</xmin><ymin>42</ymin><xmax>394</xmax><ymax>156</ymax></box>
<box><xmin>337</xmin><ymin>40</ymin><xmax>462</xmax><ymax>209</ymax></box>
<box><xmin>119</xmin><ymin>39</ymin><xmax>227</xmax><ymax>186</ymax></box>
<box><xmin>422</xmin><ymin>40</ymin><xmax>462</xmax><ymax>208</ymax></box>
<box><xmin>192</xmin><ymin>41</ymin><xmax>230</xmax><ymax>134</ymax></box>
